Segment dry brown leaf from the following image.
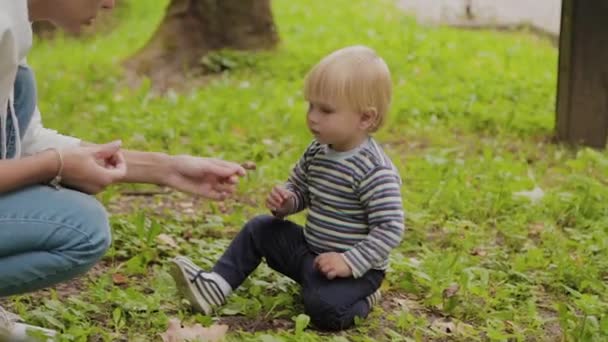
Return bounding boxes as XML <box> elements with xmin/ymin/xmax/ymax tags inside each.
<box><xmin>393</xmin><ymin>296</ymin><xmax>424</xmax><ymax>312</ymax></box>
<box><xmin>430</xmin><ymin>318</ymin><xmax>475</xmax><ymax>335</ymax></box>
<box><xmin>241</xmin><ymin>161</ymin><xmax>257</xmax><ymax>170</ymax></box>
<box><xmin>182</xmin><ymin>230</ymin><xmax>193</xmax><ymax>240</ymax></box>
<box><xmin>160</xmin><ymin>318</ymin><xmax>228</xmax><ymax>342</ymax></box>
<box><xmin>217</xmin><ymin>202</ymin><xmax>229</xmax><ymax>214</ymax></box>
<box><xmin>529</xmin><ymin>222</ymin><xmax>544</xmax><ymax>237</ymax></box>
<box><xmin>470</xmin><ymin>247</ymin><xmax>487</xmax><ymax>257</ymax></box>
<box><xmin>156</xmin><ymin>234</ymin><xmax>179</xmax><ymax>249</ymax></box>
<box><xmin>112</xmin><ymin>273</ymin><xmax>128</xmax><ymax>285</ymax></box>
<box><xmin>179</xmin><ymin>202</ymin><xmax>194</xmax><ymax>209</ymax></box>
<box><xmin>442</xmin><ymin>283</ymin><xmax>460</xmax><ymax>298</ymax></box>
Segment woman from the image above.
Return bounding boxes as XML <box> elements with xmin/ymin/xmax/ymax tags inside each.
<box><xmin>0</xmin><ymin>0</ymin><xmax>246</xmax><ymax>339</ymax></box>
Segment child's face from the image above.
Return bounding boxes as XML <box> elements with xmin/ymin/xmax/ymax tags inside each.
<box><xmin>306</xmin><ymin>100</ymin><xmax>367</xmax><ymax>151</ymax></box>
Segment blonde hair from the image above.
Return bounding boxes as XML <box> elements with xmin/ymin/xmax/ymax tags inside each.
<box><xmin>304</xmin><ymin>45</ymin><xmax>392</xmax><ymax>132</ymax></box>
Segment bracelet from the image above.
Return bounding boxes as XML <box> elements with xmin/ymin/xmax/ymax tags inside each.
<box><xmin>48</xmin><ymin>148</ymin><xmax>64</xmax><ymax>190</ymax></box>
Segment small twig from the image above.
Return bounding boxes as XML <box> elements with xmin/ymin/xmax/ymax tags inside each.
<box><xmin>120</xmin><ymin>189</ymin><xmax>172</xmax><ymax>196</ymax></box>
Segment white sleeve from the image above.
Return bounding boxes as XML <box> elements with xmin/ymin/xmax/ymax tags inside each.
<box><xmin>21</xmin><ymin>106</ymin><xmax>81</xmax><ymax>156</ymax></box>
<box><xmin>0</xmin><ymin>13</ymin><xmax>19</xmax><ymax>140</ymax></box>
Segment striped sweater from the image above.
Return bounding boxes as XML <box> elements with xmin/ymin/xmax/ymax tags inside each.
<box><xmin>284</xmin><ymin>138</ymin><xmax>405</xmax><ymax>278</ymax></box>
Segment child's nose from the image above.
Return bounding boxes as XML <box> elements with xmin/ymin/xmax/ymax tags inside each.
<box><xmin>307</xmin><ymin>111</ymin><xmax>319</xmax><ymax>123</ymax></box>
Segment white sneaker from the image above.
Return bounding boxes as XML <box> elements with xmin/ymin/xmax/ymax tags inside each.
<box><xmin>169</xmin><ymin>256</ymin><xmax>228</xmax><ymax>315</ymax></box>
<box><xmin>0</xmin><ymin>305</ymin><xmax>57</xmax><ymax>341</ymax></box>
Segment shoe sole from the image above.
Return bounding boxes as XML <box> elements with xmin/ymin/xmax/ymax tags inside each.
<box><xmin>169</xmin><ymin>258</ymin><xmax>212</xmax><ymax>315</ymax></box>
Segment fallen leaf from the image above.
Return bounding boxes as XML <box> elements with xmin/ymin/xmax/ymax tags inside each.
<box><xmin>393</xmin><ymin>297</ymin><xmax>423</xmax><ymax>311</ymax></box>
<box><xmin>160</xmin><ymin>318</ymin><xmax>228</xmax><ymax>342</ymax></box>
<box><xmin>528</xmin><ymin>222</ymin><xmax>544</xmax><ymax>237</ymax></box>
<box><xmin>156</xmin><ymin>234</ymin><xmax>179</xmax><ymax>249</ymax></box>
<box><xmin>182</xmin><ymin>230</ymin><xmax>193</xmax><ymax>240</ymax></box>
<box><xmin>179</xmin><ymin>202</ymin><xmax>194</xmax><ymax>209</ymax></box>
<box><xmin>241</xmin><ymin>161</ymin><xmax>257</xmax><ymax>170</ymax></box>
<box><xmin>217</xmin><ymin>202</ymin><xmax>229</xmax><ymax>214</ymax></box>
<box><xmin>443</xmin><ymin>283</ymin><xmax>460</xmax><ymax>298</ymax></box>
<box><xmin>470</xmin><ymin>247</ymin><xmax>487</xmax><ymax>257</ymax></box>
<box><xmin>430</xmin><ymin>318</ymin><xmax>456</xmax><ymax>334</ymax></box>
<box><xmin>112</xmin><ymin>273</ymin><xmax>128</xmax><ymax>285</ymax></box>
<box><xmin>430</xmin><ymin>318</ymin><xmax>475</xmax><ymax>335</ymax></box>
<box><xmin>408</xmin><ymin>257</ymin><xmax>421</xmax><ymax>267</ymax></box>
<box><xmin>513</xmin><ymin>186</ymin><xmax>545</xmax><ymax>204</ymax></box>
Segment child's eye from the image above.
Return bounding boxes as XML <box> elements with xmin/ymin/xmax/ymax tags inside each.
<box><xmin>320</xmin><ymin>106</ymin><xmax>333</xmax><ymax>114</ymax></box>
<box><xmin>308</xmin><ymin>102</ymin><xmax>334</xmax><ymax>114</ymax></box>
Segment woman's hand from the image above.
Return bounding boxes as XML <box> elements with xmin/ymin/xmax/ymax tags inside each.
<box><xmin>61</xmin><ymin>140</ymin><xmax>127</xmax><ymax>194</ymax></box>
<box><xmin>164</xmin><ymin>155</ymin><xmax>246</xmax><ymax>200</ymax></box>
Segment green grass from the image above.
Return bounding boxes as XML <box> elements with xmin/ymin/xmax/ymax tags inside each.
<box><xmin>4</xmin><ymin>0</ymin><xmax>608</xmax><ymax>341</ymax></box>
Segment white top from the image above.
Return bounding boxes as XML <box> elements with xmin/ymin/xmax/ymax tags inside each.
<box><xmin>0</xmin><ymin>0</ymin><xmax>80</xmax><ymax>159</ymax></box>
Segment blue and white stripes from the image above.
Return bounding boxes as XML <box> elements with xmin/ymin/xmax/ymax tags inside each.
<box><xmin>285</xmin><ymin>138</ymin><xmax>405</xmax><ymax>278</ymax></box>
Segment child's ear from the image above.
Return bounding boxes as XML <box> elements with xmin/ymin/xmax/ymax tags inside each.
<box><xmin>359</xmin><ymin>108</ymin><xmax>378</xmax><ymax>131</ymax></box>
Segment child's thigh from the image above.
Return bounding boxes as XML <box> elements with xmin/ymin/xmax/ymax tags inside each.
<box><xmin>300</xmin><ymin>262</ymin><xmax>384</xmax><ymax>308</ymax></box>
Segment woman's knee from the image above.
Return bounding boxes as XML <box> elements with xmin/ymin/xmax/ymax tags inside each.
<box><xmin>79</xmin><ymin>201</ymin><xmax>112</xmax><ymax>262</ymax></box>
<box><xmin>61</xmin><ymin>195</ymin><xmax>112</xmax><ymax>265</ymax></box>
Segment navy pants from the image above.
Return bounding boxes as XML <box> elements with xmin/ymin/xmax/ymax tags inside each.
<box><xmin>213</xmin><ymin>215</ymin><xmax>384</xmax><ymax>331</ymax></box>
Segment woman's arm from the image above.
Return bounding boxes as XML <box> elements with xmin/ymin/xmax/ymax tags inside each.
<box><xmin>81</xmin><ymin>141</ymin><xmax>246</xmax><ymax>200</ymax></box>
<box><xmin>120</xmin><ymin>150</ymin><xmax>171</xmax><ymax>186</ymax></box>
<box><xmin>0</xmin><ymin>142</ymin><xmax>126</xmax><ymax>195</ymax></box>
<box><xmin>0</xmin><ymin>150</ymin><xmax>58</xmax><ymax>193</ymax></box>
<box><xmin>120</xmin><ymin>150</ymin><xmax>246</xmax><ymax>200</ymax></box>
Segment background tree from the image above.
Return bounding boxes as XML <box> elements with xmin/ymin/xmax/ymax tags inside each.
<box><xmin>125</xmin><ymin>0</ymin><xmax>279</xmax><ymax>87</ymax></box>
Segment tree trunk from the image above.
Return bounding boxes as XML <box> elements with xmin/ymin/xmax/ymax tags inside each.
<box><xmin>555</xmin><ymin>0</ymin><xmax>608</xmax><ymax>148</ymax></box>
<box><xmin>125</xmin><ymin>0</ymin><xmax>279</xmax><ymax>88</ymax></box>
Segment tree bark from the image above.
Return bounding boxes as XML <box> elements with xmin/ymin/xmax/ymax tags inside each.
<box><xmin>125</xmin><ymin>0</ymin><xmax>279</xmax><ymax>87</ymax></box>
<box><xmin>555</xmin><ymin>0</ymin><xmax>608</xmax><ymax>148</ymax></box>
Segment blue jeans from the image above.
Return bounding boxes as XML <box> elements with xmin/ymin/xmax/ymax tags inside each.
<box><xmin>0</xmin><ymin>186</ymin><xmax>111</xmax><ymax>296</ymax></box>
<box><xmin>213</xmin><ymin>215</ymin><xmax>385</xmax><ymax>331</ymax></box>
<box><xmin>0</xmin><ymin>67</ymin><xmax>111</xmax><ymax>297</ymax></box>
<box><xmin>4</xmin><ymin>66</ymin><xmax>36</xmax><ymax>158</ymax></box>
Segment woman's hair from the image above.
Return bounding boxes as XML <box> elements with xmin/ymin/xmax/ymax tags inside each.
<box><xmin>304</xmin><ymin>45</ymin><xmax>392</xmax><ymax>132</ymax></box>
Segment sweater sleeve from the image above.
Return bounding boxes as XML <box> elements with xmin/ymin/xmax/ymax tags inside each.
<box><xmin>342</xmin><ymin>166</ymin><xmax>405</xmax><ymax>278</ymax></box>
<box><xmin>284</xmin><ymin>141</ymin><xmax>321</xmax><ymax>215</ymax></box>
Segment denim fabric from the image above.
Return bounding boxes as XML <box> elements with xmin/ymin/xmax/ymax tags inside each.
<box><xmin>213</xmin><ymin>215</ymin><xmax>384</xmax><ymax>331</ymax></box>
<box><xmin>0</xmin><ymin>185</ymin><xmax>111</xmax><ymax>297</ymax></box>
<box><xmin>4</xmin><ymin>66</ymin><xmax>36</xmax><ymax>159</ymax></box>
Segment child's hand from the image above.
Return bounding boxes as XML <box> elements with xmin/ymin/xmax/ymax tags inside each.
<box><xmin>314</xmin><ymin>252</ymin><xmax>353</xmax><ymax>279</ymax></box>
<box><xmin>266</xmin><ymin>185</ymin><xmax>295</xmax><ymax>217</ymax></box>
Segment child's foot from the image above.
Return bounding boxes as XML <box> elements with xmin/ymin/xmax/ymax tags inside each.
<box><xmin>170</xmin><ymin>256</ymin><xmax>231</xmax><ymax>315</ymax></box>
<box><xmin>365</xmin><ymin>289</ymin><xmax>382</xmax><ymax>309</ymax></box>
<box><xmin>0</xmin><ymin>305</ymin><xmax>57</xmax><ymax>341</ymax></box>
